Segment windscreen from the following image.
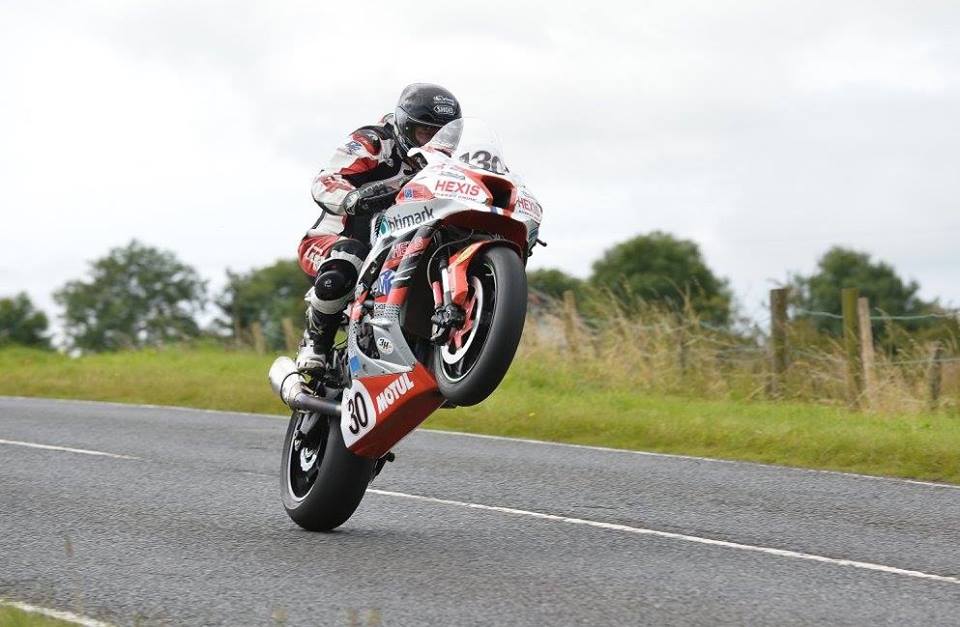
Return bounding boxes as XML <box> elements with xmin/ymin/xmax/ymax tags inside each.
<box><xmin>424</xmin><ymin>118</ymin><xmax>510</xmax><ymax>175</ymax></box>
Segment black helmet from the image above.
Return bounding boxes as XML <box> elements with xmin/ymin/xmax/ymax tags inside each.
<box><xmin>394</xmin><ymin>83</ymin><xmax>462</xmax><ymax>156</ymax></box>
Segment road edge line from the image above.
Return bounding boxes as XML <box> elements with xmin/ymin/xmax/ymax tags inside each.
<box><xmin>0</xmin><ymin>439</ymin><xmax>140</xmax><ymax>460</ymax></box>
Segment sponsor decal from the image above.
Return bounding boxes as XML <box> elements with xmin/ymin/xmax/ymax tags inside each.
<box><xmin>351</xmin><ymin>130</ymin><xmax>380</xmax><ymax>155</ymax></box>
<box><xmin>399</xmin><ymin>183</ymin><xmax>433</xmax><ymax>202</ymax></box>
<box><xmin>433</xmin><ymin>104</ymin><xmax>456</xmax><ymax>116</ymax></box>
<box><xmin>441</xmin><ymin>167</ymin><xmax>466</xmax><ymax>180</ymax></box>
<box><xmin>388</xmin><ymin>235</ymin><xmax>429</xmax><ymax>261</ymax></box>
<box><xmin>349</xmin><ymin>356</ymin><xmax>361</xmax><ymax>374</ymax></box>
<box><xmin>433</xmin><ymin>95</ymin><xmax>456</xmax><ymax>105</ymax></box>
<box><xmin>434</xmin><ymin>180</ymin><xmax>481</xmax><ymax>196</ymax></box>
<box><xmin>373</xmin><ymin>269</ymin><xmax>395</xmax><ymax>295</ymax></box>
<box><xmin>515</xmin><ymin>195</ymin><xmax>542</xmax><ymax>220</ymax></box>
<box><xmin>376</xmin><ymin>336</ymin><xmax>394</xmax><ymax>355</ymax></box>
<box><xmin>317</xmin><ymin>173</ymin><xmax>354</xmax><ymax>193</ymax></box>
<box><xmin>343</xmin><ymin>140</ymin><xmax>363</xmax><ymax>154</ymax></box>
<box><xmin>374</xmin><ymin>373</ymin><xmax>415</xmax><ymax>414</ymax></box>
<box><xmin>378</xmin><ymin>207</ymin><xmax>435</xmax><ymax>234</ymax></box>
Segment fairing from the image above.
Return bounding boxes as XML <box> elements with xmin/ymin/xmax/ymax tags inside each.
<box><xmin>338</xmin><ymin>119</ymin><xmax>543</xmax><ymax>457</ymax></box>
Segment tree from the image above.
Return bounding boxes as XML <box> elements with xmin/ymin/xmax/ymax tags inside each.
<box><xmin>526</xmin><ymin>268</ymin><xmax>584</xmax><ymax>301</ymax></box>
<box><xmin>589</xmin><ymin>231</ymin><xmax>732</xmax><ymax>323</ymax></box>
<box><xmin>55</xmin><ymin>240</ymin><xmax>207</xmax><ymax>352</ymax></box>
<box><xmin>218</xmin><ymin>260</ymin><xmax>311</xmax><ymax>350</ymax></box>
<box><xmin>0</xmin><ymin>293</ymin><xmax>50</xmax><ymax>349</ymax></box>
<box><xmin>791</xmin><ymin>247</ymin><xmax>931</xmax><ymax>335</ymax></box>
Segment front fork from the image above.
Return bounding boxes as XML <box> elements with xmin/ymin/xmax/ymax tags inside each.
<box><xmin>430</xmin><ymin>257</ymin><xmax>466</xmax><ymax>344</ymax></box>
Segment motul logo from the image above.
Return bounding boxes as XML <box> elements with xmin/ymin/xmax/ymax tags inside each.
<box><xmin>375</xmin><ymin>373</ymin><xmax>415</xmax><ymax>413</ymax></box>
<box><xmin>435</xmin><ymin>180</ymin><xmax>481</xmax><ymax>196</ymax></box>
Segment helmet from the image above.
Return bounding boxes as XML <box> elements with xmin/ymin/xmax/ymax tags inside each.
<box><xmin>394</xmin><ymin>83</ymin><xmax>462</xmax><ymax>156</ymax></box>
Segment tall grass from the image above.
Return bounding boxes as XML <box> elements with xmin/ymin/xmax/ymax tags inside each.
<box><xmin>522</xmin><ymin>292</ymin><xmax>959</xmax><ymax>415</ymax></box>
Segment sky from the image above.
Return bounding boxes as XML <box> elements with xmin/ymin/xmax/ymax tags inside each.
<box><xmin>1</xmin><ymin>0</ymin><xmax>958</xmax><ymax>329</ymax></box>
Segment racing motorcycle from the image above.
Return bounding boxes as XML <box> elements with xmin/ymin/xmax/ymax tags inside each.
<box><xmin>268</xmin><ymin>118</ymin><xmax>544</xmax><ymax>531</ymax></box>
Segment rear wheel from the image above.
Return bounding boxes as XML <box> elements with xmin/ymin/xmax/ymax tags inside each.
<box><xmin>434</xmin><ymin>246</ymin><xmax>527</xmax><ymax>406</ymax></box>
<box><xmin>280</xmin><ymin>410</ymin><xmax>375</xmax><ymax>531</ymax></box>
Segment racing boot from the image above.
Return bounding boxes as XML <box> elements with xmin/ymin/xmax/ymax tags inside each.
<box><xmin>295</xmin><ymin>307</ymin><xmax>339</xmax><ymax>374</ymax></box>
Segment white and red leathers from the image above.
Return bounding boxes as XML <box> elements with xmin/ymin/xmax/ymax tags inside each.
<box><xmin>295</xmin><ymin>114</ymin><xmax>418</xmax><ymax>370</ymax></box>
<box><xmin>297</xmin><ymin>114</ymin><xmax>416</xmax><ymax>278</ymax></box>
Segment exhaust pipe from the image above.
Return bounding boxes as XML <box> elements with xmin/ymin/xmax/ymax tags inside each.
<box><xmin>268</xmin><ymin>356</ymin><xmax>341</xmax><ymax>417</ymax></box>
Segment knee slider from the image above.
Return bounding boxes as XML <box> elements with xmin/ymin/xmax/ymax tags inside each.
<box><xmin>313</xmin><ymin>261</ymin><xmax>358</xmax><ymax>300</ymax></box>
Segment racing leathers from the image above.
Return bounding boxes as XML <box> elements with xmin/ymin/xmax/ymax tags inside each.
<box><xmin>296</xmin><ymin>114</ymin><xmax>417</xmax><ymax>370</ymax></box>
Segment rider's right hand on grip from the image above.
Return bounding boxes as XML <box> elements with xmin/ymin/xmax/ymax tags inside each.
<box><xmin>342</xmin><ymin>182</ymin><xmax>397</xmax><ymax>216</ymax></box>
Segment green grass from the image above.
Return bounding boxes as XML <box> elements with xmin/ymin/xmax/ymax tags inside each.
<box><xmin>2</xmin><ymin>346</ymin><xmax>958</xmax><ymax>483</ymax></box>
<box><xmin>0</xmin><ymin>605</ymin><xmax>77</xmax><ymax>626</ymax></box>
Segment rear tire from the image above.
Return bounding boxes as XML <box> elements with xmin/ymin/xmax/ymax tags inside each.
<box><xmin>280</xmin><ymin>411</ymin><xmax>375</xmax><ymax>531</ymax></box>
<box><xmin>434</xmin><ymin>246</ymin><xmax>527</xmax><ymax>406</ymax></box>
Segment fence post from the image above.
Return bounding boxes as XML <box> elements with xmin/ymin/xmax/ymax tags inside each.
<box><xmin>677</xmin><ymin>320</ymin><xmax>689</xmax><ymax>377</ymax></box>
<box><xmin>562</xmin><ymin>290</ymin><xmax>579</xmax><ymax>356</ymax></box>
<box><xmin>281</xmin><ymin>317</ymin><xmax>299</xmax><ymax>353</ymax></box>
<box><xmin>927</xmin><ymin>341</ymin><xmax>944</xmax><ymax>410</ymax></box>
<box><xmin>233</xmin><ymin>315</ymin><xmax>243</xmax><ymax>349</ymax></box>
<box><xmin>769</xmin><ymin>288</ymin><xmax>789</xmax><ymax>398</ymax></box>
<box><xmin>250</xmin><ymin>321</ymin><xmax>266</xmax><ymax>355</ymax></box>
<box><xmin>857</xmin><ymin>297</ymin><xmax>877</xmax><ymax>408</ymax></box>
<box><xmin>841</xmin><ymin>287</ymin><xmax>862</xmax><ymax>407</ymax></box>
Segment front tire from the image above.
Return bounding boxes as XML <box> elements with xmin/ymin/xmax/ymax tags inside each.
<box><xmin>280</xmin><ymin>411</ymin><xmax>375</xmax><ymax>531</ymax></box>
<box><xmin>435</xmin><ymin>246</ymin><xmax>527</xmax><ymax>406</ymax></box>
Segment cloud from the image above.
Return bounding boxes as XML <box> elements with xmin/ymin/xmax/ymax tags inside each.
<box><xmin>1</xmin><ymin>0</ymin><xmax>958</xmax><ymax>332</ymax></box>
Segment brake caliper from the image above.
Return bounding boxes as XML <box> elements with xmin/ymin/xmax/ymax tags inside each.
<box><xmin>430</xmin><ymin>303</ymin><xmax>466</xmax><ymax>345</ymax></box>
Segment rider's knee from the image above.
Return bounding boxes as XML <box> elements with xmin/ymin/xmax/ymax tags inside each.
<box><xmin>306</xmin><ymin>238</ymin><xmax>370</xmax><ymax>315</ymax></box>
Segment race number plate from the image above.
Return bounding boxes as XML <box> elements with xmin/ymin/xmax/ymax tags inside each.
<box><xmin>340</xmin><ymin>380</ymin><xmax>376</xmax><ymax>448</ymax></box>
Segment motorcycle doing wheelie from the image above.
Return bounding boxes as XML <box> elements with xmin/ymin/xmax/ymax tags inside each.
<box><xmin>268</xmin><ymin>118</ymin><xmax>544</xmax><ymax>531</ymax></box>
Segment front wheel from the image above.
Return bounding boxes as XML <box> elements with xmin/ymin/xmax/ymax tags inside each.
<box><xmin>434</xmin><ymin>246</ymin><xmax>527</xmax><ymax>406</ymax></box>
<box><xmin>280</xmin><ymin>410</ymin><xmax>376</xmax><ymax>531</ymax></box>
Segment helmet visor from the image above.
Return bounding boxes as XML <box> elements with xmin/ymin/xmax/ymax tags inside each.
<box><xmin>397</xmin><ymin>107</ymin><xmax>443</xmax><ymax>150</ymax></box>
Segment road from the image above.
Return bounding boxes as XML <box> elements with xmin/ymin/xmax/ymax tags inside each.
<box><xmin>2</xmin><ymin>396</ymin><xmax>960</xmax><ymax>626</ymax></box>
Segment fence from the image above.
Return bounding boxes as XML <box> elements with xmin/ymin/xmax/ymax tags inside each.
<box><xmin>769</xmin><ymin>287</ymin><xmax>960</xmax><ymax>409</ymax></box>
<box><xmin>528</xmin><ymin>288</ymin><xmax>959</xmax><ymax>413</ymax></box>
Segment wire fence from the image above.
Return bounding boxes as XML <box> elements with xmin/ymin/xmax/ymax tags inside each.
<box><xmin>794</xmin><ymin>308</ymin><xmax>960</xmax><ymax>321</ymax></box>
<box><xmin>528</xmin><ymin>287</ymin><xmax>960</xmax><ymax>412</ymax></box>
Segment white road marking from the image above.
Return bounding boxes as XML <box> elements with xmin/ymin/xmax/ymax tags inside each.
<box><xmin>0</xmin><ymin>599</ymin><xmax>114</xmax><ymax>626</ymax></box>
<box><xmin>0</xmin><ymin>438</ymin><xmax>140</xmax><ymax>460</ymax></box>
<box><xmin>419</xmin><ymin>429</ymin><xmax>960</xmax><ymax>491</ymax></box>
<box><xmin>368</xmin><ymin>488</ymin><xmax>960</xmax><ymax>586</ymax></box>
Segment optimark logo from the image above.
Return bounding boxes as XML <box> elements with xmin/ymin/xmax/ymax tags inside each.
<box><xmin>379</xmin><ymin>207</ymin><xmax>435</xmax><ymax>234</ymax></box>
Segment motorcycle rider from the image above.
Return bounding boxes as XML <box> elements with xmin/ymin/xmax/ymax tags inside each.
<box><xmin>295</xmin><ymin>83</ymin><xmax>463</xmax><ymax>372</ymax></box>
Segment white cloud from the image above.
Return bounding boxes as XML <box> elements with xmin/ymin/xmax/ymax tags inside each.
<box><xmin>1</xmin><ymin>0</ymin><xmax>958</xmax><ymax>333</ymax></box>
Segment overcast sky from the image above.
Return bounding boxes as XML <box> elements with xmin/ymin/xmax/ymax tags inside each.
<box><xmin>2</xmin><ymin>0</ymin><xmax>958</xmax><ymax>327</ymax></box>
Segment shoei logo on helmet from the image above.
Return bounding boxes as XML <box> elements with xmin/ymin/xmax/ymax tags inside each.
<box><xmin>434</xmin><ymin>104</ymin><xmax>456</xmax><ymax>116</ymax></box>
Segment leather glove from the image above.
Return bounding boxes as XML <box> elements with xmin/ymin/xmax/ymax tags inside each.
<box><xmin>342</xmin><ymin>182</ymin><xmax>397</xmax><ymax>216</ymax></box>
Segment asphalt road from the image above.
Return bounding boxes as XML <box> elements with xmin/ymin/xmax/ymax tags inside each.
<box><xmin>2</xmin><ymin>396</ymin><xmax>960</xmax><ymax>626</ymax></box>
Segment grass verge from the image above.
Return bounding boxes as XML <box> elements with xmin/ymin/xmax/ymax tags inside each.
<box><xmin>1</xmin><ymin>346</ymin><xmax>958</xmax><ymax>484</ymax></box>
<box><xmin>0</xmin><ymin>605</ymin><xmax>78</xmax><ymax>626</ymax></box>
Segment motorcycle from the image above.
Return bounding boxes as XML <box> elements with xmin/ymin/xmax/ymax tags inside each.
<box><xmin>268</xmin><ymin>118</ymin><xmax>544</xmax><ymax>531</ymax></box>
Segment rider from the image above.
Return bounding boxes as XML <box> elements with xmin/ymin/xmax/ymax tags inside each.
<box><xmin>295</xmin><ymin>83</ymin><xmax>463</xmax><ymax>372</ymax></box>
